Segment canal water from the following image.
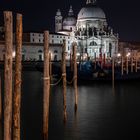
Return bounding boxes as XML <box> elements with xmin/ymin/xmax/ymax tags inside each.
<box><xmin>1</xmin><ymin>70</ymin><xmax>140</xmax><ymax>140</ymax></box>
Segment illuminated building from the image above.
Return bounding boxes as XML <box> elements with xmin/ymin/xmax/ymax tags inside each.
<box><xmin>0</xmin><ymin>0</ymin><xmax>119</xmax><ymax>61</ymax></box>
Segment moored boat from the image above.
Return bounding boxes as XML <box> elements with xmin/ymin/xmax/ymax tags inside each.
<box><xmin>35</xmin><ymin>61</ymin><xmax>140</xmax><ymax>81</ymax></box>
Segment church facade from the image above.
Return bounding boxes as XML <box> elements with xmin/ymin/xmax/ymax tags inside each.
<box><xmin>55</xmin><ymin>0</ymin><xmax>118</xmax><ymax>61</ymax></box>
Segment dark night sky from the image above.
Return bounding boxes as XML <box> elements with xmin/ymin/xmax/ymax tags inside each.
<box><xmin>0</xmin><ymin>0</ymin><xmax>140</xmax><ymax>41</ymax></box>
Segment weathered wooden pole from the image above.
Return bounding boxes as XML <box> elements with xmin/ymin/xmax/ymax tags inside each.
<box><xmin>49</xmin><ymin>53</ymin><xmax>52</xmax><ymax>82</ymax></box>
<box><xmin>131</xmin><ymin>56</ymin><xmax>133</xmax><ymax>73</ymax></box>
<box><xmin>100</xmin><ymin>53</ymin><xmax>103</xmax><ymax>69</ymax></box>
<box><xmin>0</xmin><ymin>74</ymin><xmax>2</xmax><ymax>140</ymax></box>
<box><xmin>103</xmin><ymin>53</ymin><xmax>106</xmax><ymax>67</ymax></box>
<box><xmin>70</xmin><ymin>53</ymin><xmax>73</xmax><ymax>71</ymax></box>
<box><xmin>94</xmin><ymin>52</ymin><xmax>96</xmax><ymax>70</ymax></box>
<box><xmin>0</xmin><ymin>75</ymin><xmax>1</xmax><ymax>121</ymax></box>
<box><xmin>126</xmin><ymin>56</ymin><xmax>128</xmax><ymax>74</ymax></box>
<box><xmin>135</xmin><ymin>54</ymin><xmax>138</xmax><ymax>72</ymax></box>
<box><xmin>4</xmin><ymin>11</ymin><xmax>13</xmax><ymax>140</ymax></box>
<box><xmin>121</xmin><ymin>56</ymin><xmax>124</xmax><ymax>75</ymax></box>
<box><xmin>62</xmin><ymin>39</ymin><xmax>67</xmax><ymax>123</ymax></box>
<box><xmin>43</xmin><ymin>31</ymin><xmax>50</xmax><ymax>140</ymax></box>
<box><xmin>13</xmin><ymin>13</ymin><xmax>22</xmax><ymax>140</ymax></box>
<box><xmin>73</xmin><ymin>43</ymin><xmax>78</xmax><ymax>113</ymax></box>
<box><xmin>112</xmin><ymin>57</ymin><xmax>115</xmax><ymax>89</ymax></box>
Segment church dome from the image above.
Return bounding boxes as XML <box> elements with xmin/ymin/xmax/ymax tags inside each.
<box><xmin>78</xmin><ymin>1</ymin><xmax>106</xmax><ymax>20</ymax></box>
<box><xmin>63</xmin><ymin>6</ymin><xmax>77</xmax><ymax>28</ymax></box>
<box><xmin>63</xmin><ymin>17</ymin><xmax>76</xmax><ymax>26</ymax></box>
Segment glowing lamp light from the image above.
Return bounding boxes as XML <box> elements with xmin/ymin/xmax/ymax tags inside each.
<box><xmin>76</xmin><ymin>53</ymin><xmax>80</xmax><ymax>56</ymax></box>
<box><xmin>12</xmin><ymin>51</ymin><xmax>16</xmax><ymax>58</ymax></box>
<box><xmin>126</xmin><ymin>52</ymin><xmax>130</xmax><ymax>57</ymax></box>
<box><xmin>82</xmin><ymin>25</ymin><xmax>86</xmax><ymax>28</ymax></box>
<box><xmin>117</xmin><ymin>53</ymin><xmax>121</xmax><ymax>57</ymax></box>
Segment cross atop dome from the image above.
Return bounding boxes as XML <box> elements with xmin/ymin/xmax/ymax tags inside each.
<box><xmin>86</xmin><ymin>0</ymin><xmax>96</xmax><ymax>5</ymax></box>
<box><xmin>68</xmin><ymin>5</ymin><xmax>74</xmax><ymax>16</ymax></box>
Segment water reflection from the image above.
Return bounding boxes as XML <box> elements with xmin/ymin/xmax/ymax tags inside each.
<box><xmin>0</xmin><ymin>123</ymin><xmax>2</xmax><ymax>140</ymax></box>
<box><xmin>1</xmin><ymin>71</ymin><xmax>140</xmax><ymax>140</ymax></box>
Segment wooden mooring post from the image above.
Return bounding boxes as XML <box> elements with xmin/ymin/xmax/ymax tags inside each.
<box><xmin>43</xmin><ymin>31</ymin><xmax>50</xmax><ymax>140</ymax></box>
<box><xmin>112</xmin><ymin>57</ymin><xmax>115</xmax><ymax>89</ymax></box>
<box><xmin>4</xmin><ymin>11</ymin><xmax>13</xmax><ymax>140</ymax></box>
<box><xmin>73</xmin><ymin>43</ymin><xmax>78</xmax><ymax>113</ymax></box>
<box><xmin>13</xmin><ymin>13</ymin><xmax>22</xmax><ymax>140</ymax></box>
<box><xmin>62</xmin><ymin>39</ymin><xmax>67</xmax><ymax>123</ymax></box>
<box><xmin>70</xmin><ymin>53</ymin><xmax>73</xmax><ymax>71</ymax></box>
<box><xmin>126</xmin><ymin>56</ymin><xmax>128</xmax><ymax>74</ymax></box>
<box><xmin>0</xmin><ymin>75</ymin><xmax>1</xmax><ymax>121</ymax></box>
<box><xmin>131</xmin><ymin>56</ymin><xmax>133</xmax><ymax>73</ymax></box>
<box><xmin>94</xmin><ymin>53</ymin><xmax>96</xmax><ymax>70</ymax></box>
<box><xmin>135</xmin><ymin>54</ymin><xmax>138</xmax><ymax>72</ymax></box>
<box><xmin>49</xmin><ymin>53</ymin><xmax>52</xmax><ymax>82</ymax></box>
<box><xmin>121</xmin><ymin>56</ymin><xmax>124</xmax><ymax>75</ymax></box>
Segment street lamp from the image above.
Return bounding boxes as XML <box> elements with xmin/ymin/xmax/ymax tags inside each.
<box><xmin>126</xmin><ymin>52</ymin><xmax>130</xmax><ymax>57</ymax></box>
<box><xmin>117</xmin><ymin>53</ymin><xmax>121</xmax><ymax>57</ymax></box>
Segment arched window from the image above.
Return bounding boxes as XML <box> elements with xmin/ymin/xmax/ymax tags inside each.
<box><xmin>89</xmin><ymin>27</ymin><xmax>93</xmax><ymax>36</ymax></box>
<box><xmin>22</xmin><ymin>49</ymin><xmax>26</xmax><ymax>61</ymax></box>
<box><xmin>38</xmin><ymin>50</ymin><xmax>43</xmax><ymax>61</ymax></box>
<box><xmin>89</xmin><ymin>41</ymin><xmax>97</xmax><ymax>46</ymax></box>
<box><xmin>109</xmin><ymin>43</ymin><xmax>112</xmax><ymax>57</ymax></box>
<box><xmin>38</xmin><ymin>50</ymin><xmax>43</xmax><ymax>53</ymax></box>
<box><xmin>54</xmin><ymin>55</ymin><xmax>57</xmax><ymax>61</ymax></box>
<box><xmin>54</xmin><ymin>50</ymin><xmax>58</xmax><ymax>53</ymax></box>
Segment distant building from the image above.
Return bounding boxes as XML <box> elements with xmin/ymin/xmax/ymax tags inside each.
<box><xmin>119</xmin><ymin>41</ymin><xmax>140</xmax><ymax>59</ymax></box>
<box><xmin>0</xmin><ymin>32</ymin><xmax>75</xmax><ymax>61</ymax></box>
<box><xmin>0</xmin><ymin>26</ymin><xmax>4</xmax><ymax>41</ymax></box>
<box><xmin>55</xmin><ymin>0</ymin><xmax>119</xmax><ymax>60</ymax></box>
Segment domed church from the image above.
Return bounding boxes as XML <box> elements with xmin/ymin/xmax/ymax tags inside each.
<box><xmin>55</xmin><ymin>0</ymin><xmax>118</xmax><ymax>60</ymax></box>
<box><xmin>55</xmin><ymin>6</ymin><xmax>77</xmax><ymax>36</ymax></box>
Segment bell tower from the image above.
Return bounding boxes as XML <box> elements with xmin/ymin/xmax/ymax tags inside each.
<box><xmin>55</xmin><ymin>9</ymin><xmax>63</xmax><ymax>33</ymax></box>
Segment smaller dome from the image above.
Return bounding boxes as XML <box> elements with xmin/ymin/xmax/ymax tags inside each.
<box><xmin>63</xmin><ymin>6</ymin><xmax>77</xmax><ymax>27</ymax></box>
<box><xmin>63</xmin><ymin>17</ymin><xmax>76</xmax><ymax>26</ymax></box>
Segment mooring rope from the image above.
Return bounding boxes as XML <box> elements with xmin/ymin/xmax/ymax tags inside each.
<box><xmin>66</xmin><ymin>76</ymin><xmax>77</xmax><ymax>85</ymax></box>
<box><xmin>42</xmin><ymin>73</ymin><xmax>77</xmax><ymax>86</ymax></box>
<box><xmin>50</xmin><ymin>75</ymin><xmax>62</xmax><ymax>86</ymax></box>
